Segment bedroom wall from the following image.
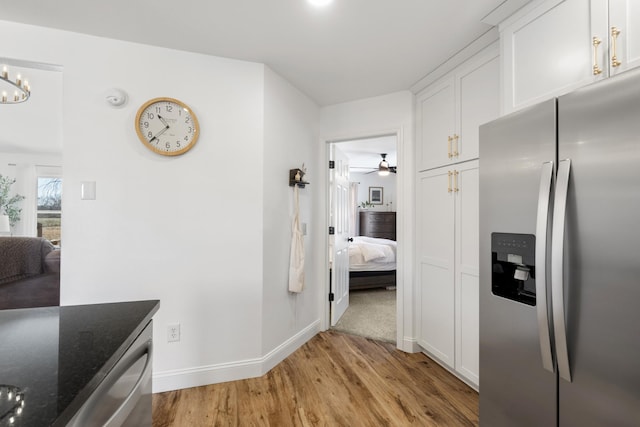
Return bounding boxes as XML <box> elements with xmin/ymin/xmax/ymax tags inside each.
<box><xmin>0</xmin><ymin>19</ymin><xmax>319</xmax><ymax>392</ymax></box>
<box><xmin>351</xmin><ymin>171</ymin><xmax>397</xmax><ymax>213</ymax></box>
<box><xmin>261</xmin><ymin>67</ymin><xmax>321</xmax><ymax>364</ymax></box>
<box><xmin>319</xmin><ymin>91</ymin><xmax>416</xmax><ymax>351</ymax></box>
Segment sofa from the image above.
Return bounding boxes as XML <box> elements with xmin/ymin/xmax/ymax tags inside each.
<box><xmin>0</xmin><ymin>236</ymin><xmax>60</xmax><ymax>310</ymax></box>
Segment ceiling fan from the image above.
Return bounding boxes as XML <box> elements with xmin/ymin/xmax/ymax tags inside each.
<box><xmin>367</xmin><ymin>153</ymin><xmax>396</xmax><ymax>176</ymax></box>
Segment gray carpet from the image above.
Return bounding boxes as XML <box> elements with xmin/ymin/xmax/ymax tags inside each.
<box><xmin>332</xmin><ymin>288</ymin><xmax>396</xmax><ymax>343</ymax></box>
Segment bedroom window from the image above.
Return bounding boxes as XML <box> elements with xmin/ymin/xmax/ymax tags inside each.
<box><xmin>37</xmin><ymin>176</ymin><xmax>62</xmax><ymax>245</ymax></box>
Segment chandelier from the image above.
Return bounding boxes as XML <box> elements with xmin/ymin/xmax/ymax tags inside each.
<box><xmin>1</xmin><ymin>65</ymin><xmax>31</xmax><ymax>104</ymax></box>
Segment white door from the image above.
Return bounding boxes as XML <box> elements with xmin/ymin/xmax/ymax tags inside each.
<box><xmin>330</xmin><ymin>145</ymin><xmax>350</xmax><ymax>325</ymax></box>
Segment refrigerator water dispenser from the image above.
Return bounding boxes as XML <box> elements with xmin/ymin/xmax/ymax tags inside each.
<box><xmin>491</xmin><ymin>233</ymin><xmax>536</xmax><ymax>306</ymax></box>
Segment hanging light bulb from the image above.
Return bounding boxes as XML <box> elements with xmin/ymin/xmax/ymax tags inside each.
<box><xmin>0</xmin><ymin>65</ymin><xmax>31</xmax><ymax>104</ymax></box>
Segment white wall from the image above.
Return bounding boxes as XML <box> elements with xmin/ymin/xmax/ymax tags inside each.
<box><xmin>319</xmin><ymin>91</ymin><xmax>416</xmax><ymax>351</ymax></box>
<box><xmin>0</xmin><ymin>20</ymin><xmax>320</xmax><ymax>392</ymax></box>
<box><xmin>261</xmin><ymin>67</ymin><xmax>321</xmax><ymax>365</ymax></box>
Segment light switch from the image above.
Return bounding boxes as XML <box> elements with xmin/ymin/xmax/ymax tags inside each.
<box><xmin>81</xmin><ymin>181</ymin><xmax>96</xmax><ymax>200</ymax></box>
<box><xmin>301</xmin><ymin>223</ymin><xmax>307</xmax><ymax>236</ymax></box>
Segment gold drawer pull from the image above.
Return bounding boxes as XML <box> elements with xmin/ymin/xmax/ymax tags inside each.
<box><xmin>447</xmin><ymin>136</ymin><xmax>453</xmax><ymax>158</ymax></box>
<box><xmin>454</xmin><ymin>170</ymin><xmax>459</xmax><ymax>193</ymax></box>
<box><xmin>453</xmin><ymin>134</ymin><xmax>459</xmax><ymax>157</ymax></box>
<box><xmin>611</xmin><ymin>27</ymin><xmax>622</xmax><ymax>68</ymax></box>
<box><xmin>593</xmin><ymin>36</ymin><xmax>603</xmax><ymax>75</ymax></box>
<box><xmin>448</xmin><ymin>171</ymin><xmax>452</xmax><ymax>193</ymax></box>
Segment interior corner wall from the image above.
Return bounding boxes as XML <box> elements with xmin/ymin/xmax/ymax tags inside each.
<box><xmin>0</xmin><ymin>19</ymin><xmax>269</xmax><ymax>392</ymax></box>
<box><xmin>262</xmin><ymin>67</ymin><xmax>321</xmax><ymax>365</ymax></box>
<box><xmin>319</xmin><ymin>91</ymin><xmax>416</xmax><ymax>351</ymax></box>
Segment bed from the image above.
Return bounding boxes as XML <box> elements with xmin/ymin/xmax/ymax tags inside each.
<box><xmin>349</xmin><ymin>235</ymin><xmax>397</xmax><ymax>290</ymax></box>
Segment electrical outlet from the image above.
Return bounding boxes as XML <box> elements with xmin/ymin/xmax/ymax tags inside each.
<box><xmin>167</xmin><ymin>323</ymin><xmax>180</xmax><ymax>342</ymax></box>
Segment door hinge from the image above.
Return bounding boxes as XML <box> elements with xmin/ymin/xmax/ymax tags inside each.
<box><xmin>328</xmin><ymin>226</ymin><xmax>335</xmax><ymax>235</ymax></box>
<box><xmin>329</xmin><ymin>160</ymin><xmax>335</xmax><ymax>169</ymax></box>
<box><xmin>328</xmin><ymin>293</ymin><xmax>334</xmax><ymax>302</ymax></box>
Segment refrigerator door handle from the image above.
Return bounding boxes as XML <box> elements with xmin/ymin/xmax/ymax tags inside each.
<box><xmin>535</xmin><ymin>161</ymin><xmax>555</xmax><ymax>373</ymax></box>
<box><xmin>552</xmin><ymin>159</ymin><xmax>572</xmax><ymax>382</ymax></box>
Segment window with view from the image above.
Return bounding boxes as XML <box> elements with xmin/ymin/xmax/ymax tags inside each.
<box><xmin>37</xmin><ymin>177</ymin><xmax>62</xmax><ymax>245</ymax></box>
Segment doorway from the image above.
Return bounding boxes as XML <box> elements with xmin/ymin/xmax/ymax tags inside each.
<box><xmin>327</xmin><ymin>134</ymin><xmax>399</xmax><ymax>343</ymax></box>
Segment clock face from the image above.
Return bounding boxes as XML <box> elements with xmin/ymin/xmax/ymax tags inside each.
<box><xmin>135</xmin><ymin>98</ymin><xmax>199</xmax><ymax>156</ymax></box>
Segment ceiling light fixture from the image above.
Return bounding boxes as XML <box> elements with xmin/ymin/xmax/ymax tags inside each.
<box><xmin>378</xmin><ymin>153</ymin><xmax>390</xmax><ymax>176</ymax></box>
<box><xmin>1</xmin><ymin>65</ymin><xmax>31</xmax><ymax>104</ymax></box>
<box><xmin>308</xmin><ymin>0</ymin><xmax>334</xmax><ymax>7</ymax></box>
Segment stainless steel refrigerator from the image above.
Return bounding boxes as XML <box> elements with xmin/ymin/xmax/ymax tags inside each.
<box><xmin>479</xmin><ymin>69</ymin><xmax>640</xmax><ymax>426</ymax></box>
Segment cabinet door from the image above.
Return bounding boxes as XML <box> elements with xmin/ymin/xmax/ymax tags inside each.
<box><xmin>454</xmin><ymin>161</ymin><xmax>479</xmax><ymax>386</ymax></box>
<box><xmin>456</xmin><ymin>53</ymin><xmax>500</xmax><ymax>163</ymax></box>
<box><xmin>416</xmin><ymin>78</ymin><xmax>455</xmax><ymax>171</ymax></box>
<box><xmin>609</xmin><ymin>0</ymin><xmax>640</xmax><ymax>75</ymax></box>
<box><xmin>502</xmin><ymin>0</ymin><xmax>599</xmax><ymax>113</ymax></box>
<box><xmin>416</xmin><ymin>167</ymin><xmax>455</xmax><ymax>368</ymax></box>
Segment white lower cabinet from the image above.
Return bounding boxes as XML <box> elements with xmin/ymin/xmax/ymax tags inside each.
<box><xmin>417</xmin><ymin>160</ymin><xmax>479</xmax><ymax>387</ymax></box>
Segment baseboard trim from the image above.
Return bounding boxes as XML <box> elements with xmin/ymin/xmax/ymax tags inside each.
<box><xmin>401</xmin><ymin>337</ymin><xmax>422</xmax><ymax>353</ymax></box>
<box><xmin>153</xmin><ymin>320</ymin><xmax>321</xmax><ymax>393</ymax></box>
<box><xmin>261</xmin><ymin>320</ymin><xmax>321</xmax><ymax>373</ymax></box>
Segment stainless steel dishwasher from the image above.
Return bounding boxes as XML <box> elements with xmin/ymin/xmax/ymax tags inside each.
<box><xmin>67</xmin><ymin>321</ymin><xmax>153</xmax><ymax>427</ymax></box>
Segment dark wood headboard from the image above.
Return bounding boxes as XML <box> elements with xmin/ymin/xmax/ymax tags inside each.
<box><xmin>359</xmin><ymin>211</ymin><xmax>396</xmax><ymax>241</ymax></box>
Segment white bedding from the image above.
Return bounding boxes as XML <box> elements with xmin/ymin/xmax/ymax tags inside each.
<box><xmin>349</xmin><ymin>236</ymin><xmax>397</xmax><ymax>272</ymax></box>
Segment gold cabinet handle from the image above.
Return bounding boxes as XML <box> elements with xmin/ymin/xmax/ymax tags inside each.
<box><xmin>611</xmin><ymin>27</ymin><xmax>622</xmax><ymax>68</ymax></box>
<box><xmin>448</xmin><ymin>171</ymin><xmax>452</xmax><ymax>193</ymax></box>
<box><xmin>592</xmin><ymin>36</ymin><xmax>603</xmax><ymax>75</ymax></box>
<box><xmin>453</xmin><ymin>134</ymin><xmax>459</xmax><ymax>157</ymax></box>
<box><xmin>447</xmin><ymin>136</ymin><xmax>453</xmax><ymax>159</ymax></box>
<box><xmin>454</xmin><ymin>170</ymin><xmax>459</xmax><ymax>192</ymax></box>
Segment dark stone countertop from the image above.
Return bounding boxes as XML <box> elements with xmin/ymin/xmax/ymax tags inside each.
<box><xmin>0</xmin><ymin>300</ymin><xmax>160</xmax><ymax>427</ymax></box>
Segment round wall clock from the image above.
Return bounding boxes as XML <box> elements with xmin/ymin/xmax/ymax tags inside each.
<box><xmin>135</xmin><ymin>97</ymin><xmax>200</xmax><ymax>156</ymax></box>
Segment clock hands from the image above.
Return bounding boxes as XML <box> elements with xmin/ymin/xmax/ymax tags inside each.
<box><xmin>149</xmin><ymin>124</ymin><xmax>169</xmax><ymax>143</ymax></box>
<box><xmin>149</xmin><ymin>115</ymin><xmax>170</xmax><ymax>144</ymax></box>
<box><xmin>158</xmin><ymin>114</ymin><xmax>169</xmax><ymax>127</ymax></box>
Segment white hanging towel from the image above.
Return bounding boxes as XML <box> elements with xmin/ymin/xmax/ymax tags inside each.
<box><xmin>289</xmin><ymin>185</ymin><xmax>305</xmax><ymax>293</ymax></box>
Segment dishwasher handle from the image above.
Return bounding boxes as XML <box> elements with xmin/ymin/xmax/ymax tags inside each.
<box><xmin>68</xmin><ymin>328</ymin><xmax>153</xmax><ymax>427</ymax></box>
<box><xmin>104</xmin><ymin>340</ymin><xmax>153</xmax><ymax>427</ymax></box>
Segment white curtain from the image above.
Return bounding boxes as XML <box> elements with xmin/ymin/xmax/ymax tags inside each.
<box><xmin>349</xmin><ymin>182</ymin><xmax>358</xmax><ymax>236</ymax></box>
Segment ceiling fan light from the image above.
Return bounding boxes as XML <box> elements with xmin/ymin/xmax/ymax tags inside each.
<box><xmin>378</xmin><ymin>169</ymin><xmax>390</xmax><ymax>177</ymax></box>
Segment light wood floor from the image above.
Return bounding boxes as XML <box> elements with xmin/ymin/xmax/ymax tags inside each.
<box><xmin>152</xmin><ymin>331</ymin><xmax>478</xmax><ymax>426</ymax></box>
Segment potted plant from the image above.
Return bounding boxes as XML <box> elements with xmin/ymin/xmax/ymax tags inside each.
<box><xmin>359</xmin><ymin>201</ymin><xmax>375</xmax><ymax>209</ymax></box>
<box><xmin>0</xmin><ymin>174</ymin><xmax>25</xmax><ymax>232</ymax></box>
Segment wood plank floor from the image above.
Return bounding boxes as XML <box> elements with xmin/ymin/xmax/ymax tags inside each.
<box><xmin>152</xmin><ymin>331</ymin><xmax>478</xmax><ymax>426</ymax></box>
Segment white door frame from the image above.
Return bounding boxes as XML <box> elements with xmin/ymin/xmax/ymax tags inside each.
<box><xmin>320</xmin><ymin>127</ymin><xmax>406</xmax><ymax>349</ymax></box>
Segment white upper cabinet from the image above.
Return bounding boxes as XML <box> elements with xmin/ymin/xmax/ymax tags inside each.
<box><xmin>608</xmin><ymin>0</ymin><xmax>640</xmax><ymax>76</ymax></box>
<box><xmin>457</xmin><ymin>54</ymin><xmax>500</xmax><ymax>164</ymax></box>
<box><xmin>502</xmin><ymin>0</ymin><xmax>640</xmax><ymax>113</ymax></box>
<box><xmin>416</xmin><ymin>45</ymin><xmax>499</xmax><ymax>171</ymax></box>
<box><xmin>416</xmin><ymin>78</ymin><xmax>456</xmax><ymax>171</ymax></box>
